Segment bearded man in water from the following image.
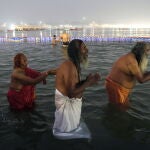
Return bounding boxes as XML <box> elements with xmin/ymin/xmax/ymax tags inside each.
<box><xmin>105</xmin><ymin>42</ymin><xmax>150</xmax><ymax>106</ymax></box>
<box><xmin>53</xmin><ymin>39</ymin><xmax>100</xmax><ymax>134</ymax></box>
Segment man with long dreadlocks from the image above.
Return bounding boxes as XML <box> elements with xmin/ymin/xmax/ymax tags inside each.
<box><xmin>105</xmin><ymin>42</ymin><xmax>150</xmax><ymax>107</ymax></box>
<box><xmin>53</xmin><ymin>39</ymin><xmax>100</xmax><ymax>139</ymax></box>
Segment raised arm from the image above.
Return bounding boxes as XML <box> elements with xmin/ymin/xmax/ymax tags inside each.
<box><xmin>128</xmin><ymin>62</ymin><xmax>150</xmax><ymax>83</ymax></box>
<box><xmin>12</xmin><ymin>69</ymin><xmax>48</xmax><ymax>85</ymax></box>
<box><xmin>47</xmin><ymin>68</ymin><xmax>57</xmax><ymax>75</ymax></box>
<box><xmin>69</xmin><ymin>73</ymin><xmax>101</xmax><ymax>98</ymax></box>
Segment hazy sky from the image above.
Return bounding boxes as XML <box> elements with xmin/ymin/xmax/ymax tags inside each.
<box><xmin>1</xmin><ymin>0</ymin><xmax>150</xmax><ymax>25</ymax></box>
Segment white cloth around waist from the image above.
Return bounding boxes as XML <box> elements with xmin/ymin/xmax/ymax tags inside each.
<box><xmin>53</xmin><ymin>89</ymin><xmax>82</xmax><ymax>132</ymax></box>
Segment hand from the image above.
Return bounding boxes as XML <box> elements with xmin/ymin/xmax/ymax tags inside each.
<box><xmin>86</xmin><ymin>73</ymin><xmax>101</xmax><ymax>86</ymax></box>
<box><xmin>47</xmin><ymin>69</ymin><xmax>57</xmax><ymax>75</ymax></box>
<box><xmin>41</xmin><ymin>71</ymin><xmax>48</xmax><ymax>77</ymax></box>
<box><xmin>94</xmin><ymin>72</ymin><xmax>101</xmax><ymax>81</ymax></box>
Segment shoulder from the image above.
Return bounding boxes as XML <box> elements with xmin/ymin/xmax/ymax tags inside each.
<box><xmin>116</xmin><ymin>53</ymin><xmax>135</xmax><ymax>63</ymax></box>
<box><xmin>126</xmin><ymin>54</ymin><xmax>140</xmax><ymax>74</ymax></box>
<box><xmin>12</xmin><ymin>68</ymin><xmax>25</xmax><ymax>77</ymax></box>
<box><xmin>61</xmin><ymin>60</ymin><xmax>74</xmax><ymax>67</ymax></box>
<box><xmin>13</xmin><ymin>68</ymin><xmax>24</xmax><ymax>74</ymax></box>
<box><xmin>58</xmin><ymin>60</ymin><xmax>75</xmax><ymax>72</ymax></box>
<box><xmin>126</xmin><ymin>53</ymin><xmax>137</xmax><ymax>64</ymax></box>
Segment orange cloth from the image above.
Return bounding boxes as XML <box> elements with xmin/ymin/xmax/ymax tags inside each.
<box><xmin>105</xmin><ymin>77</ymin><xmax>131</xmax><ymax>104</ymax></box>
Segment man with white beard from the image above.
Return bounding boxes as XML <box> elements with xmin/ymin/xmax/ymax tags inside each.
<box><xmin>53</xmin><ymin>39</ymin><xmax>100</xmax><ymax>139</ymax></box>
<box><xmin>105</xmin><ymin>42</ymin><xmax>150</xmax><ymax>107</ymax></box>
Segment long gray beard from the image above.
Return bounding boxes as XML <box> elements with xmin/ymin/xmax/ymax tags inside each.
<box><xmin>139</xmin><ymin>54</ymin><xmax>148</xmax><ymax>73</ymax></box>
<box><xmin>82</xmin><ymin>59</ymin><xmax>89</xmax><ymax>69</ymax></box>
<box><xmin>80</xmin><ymin>55</ymin><xmax>89</xmax><ymax>69</ymax></box>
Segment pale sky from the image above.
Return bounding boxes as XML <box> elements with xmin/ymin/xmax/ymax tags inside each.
<box><xmin>0</xmin><ymin>0</ymin><xmax>150</xmax><ymax>25</ymax></box>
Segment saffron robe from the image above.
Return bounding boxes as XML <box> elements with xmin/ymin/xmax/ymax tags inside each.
<box><xmin>105</xmin><ymin>77</ymin><xmax>132</xmax><ymax>104</ymax></box>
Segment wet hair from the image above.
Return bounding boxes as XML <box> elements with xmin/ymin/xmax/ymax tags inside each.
<box><xmin>14</xmin><ymin>53</ymin><xmax>26</xmax><ymax>68</ymax></box>
<box><xmin>131</xmin><ymin>42</ymin><xmax>148</xmax><ymax>65</ymax></box>
<box><xmin>67</xmin><ymin>39</ymin><xmax>83</xmax><ymax>80</ymax></box>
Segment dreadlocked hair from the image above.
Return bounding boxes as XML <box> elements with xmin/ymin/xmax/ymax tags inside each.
<box><xmin>67</xmin><ymin>39</ymin><xmax>83</xmax><ymax>81</ymax></box>
<box><xmin>131</xmin><ymin>42</ymin><xmax>147</xmax><ymax>65</ymax></box>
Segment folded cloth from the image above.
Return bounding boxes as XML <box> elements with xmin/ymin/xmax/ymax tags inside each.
<box><xmin>53</xmin><ymin>89</ymin><xmax>82</xmax><ymax>132</ymax></box>
<box><xmin>7</xmin><ymin>67</ymin><xmax>40</xmax><ymax>110</ymax></box>
<box><xmin>53</xmin><ymin>89</ymin><xmax>91</xmax><ymax>140</ymax></box>
<box><xmin>105</xmin><ymin>77</ymin><xmax>132</xmax><ymax>104</ymax></box>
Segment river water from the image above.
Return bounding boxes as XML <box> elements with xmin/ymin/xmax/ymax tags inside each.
<box><xmin>0</xmin><ymin>41</ymin><xmax>150</xmax><ymax>150</ymax></box>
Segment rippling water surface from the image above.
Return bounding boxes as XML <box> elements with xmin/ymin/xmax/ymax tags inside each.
<box><xmin>0</xmin><ymin>41</ymin><xmax>150</xmax><ymax>150</ymax></box>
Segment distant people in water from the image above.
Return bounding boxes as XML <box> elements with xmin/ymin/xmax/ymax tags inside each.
<box><xmin>105</xmin><ymin>42</ymin><xmax>150</xmax><ymax>107</ymax></box>
<box><xmin>7</xmin><ymin>53</ymin><xmax>57</xmax><ymax>110</ymax></box>
<box><xmin>53</xmin><ymin>39</ymin><xmax>100</xmax><ymax>139</ymax></box>
<box><xmin>60</xmin><ymin>30</ymin><xmax>70</xmax><ymax>47</ymax></box>
<box><xmin>51</xmin><ymin>35</ymin><xmax>59</xmax><ymax>46</ymax></box>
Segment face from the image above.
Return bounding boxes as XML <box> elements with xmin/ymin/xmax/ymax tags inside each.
<box><xmin>145</xmin><ymin>44</ymin><xmax>150</xmax><ymax>55</ymax></box>
<box><xmin>20</xmin><ymin>55</ymin><xmax>28</xmax><ymax>68</ymax></box>
<box><xmin>80</xmin><ymin>43</ymin><xmax>88</xmax><ymax>59</ymax></box>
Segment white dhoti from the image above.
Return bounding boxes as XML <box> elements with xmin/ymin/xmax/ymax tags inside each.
<box><xmin>53</xmin><ymin>89</ymin><xmax>91</xmax><ymax>140</ymax></box>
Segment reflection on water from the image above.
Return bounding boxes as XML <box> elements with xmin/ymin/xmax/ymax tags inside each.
<box><xmin>0</xmin><ymin>42</ymin><xmax>150</xmax><ymax>149</ymax></box>
<box><xmin>102</xmin><ymin>104</ymin><xmax>150</xmax><ymax>142</ymax></box>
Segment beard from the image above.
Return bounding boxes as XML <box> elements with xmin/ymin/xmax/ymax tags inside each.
<box><xmin>80</xmin><ymin>55</ymin><xmax>89</xmax><ymax>69</ymax></box>
<box><xmin>139</xmin><ymin>54</ymin><xmax>149</xmax><ymax>73</ymax></box>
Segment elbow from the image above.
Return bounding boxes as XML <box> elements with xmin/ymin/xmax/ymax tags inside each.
<box><xmin>68</xmin><ymin>90</ymin><xmax>77</xmax><ymax>98</ymax></box>
<box><xmin>137</xmin><ymin>76</ymin><xmax>146</xmax><ymax>84</ymax></box>
<box><xmin>138</xmin><ymin>81</ymin><xmax>144</xmax><ymax>84</ymax></box>
<box><xmin>138</xmin><ymin>79</ymin><xmax>144</xmax><ymax>84</ymax></box>
<box><xmin>68</xmin><ymin>92</ymin><xmax>75</xmax><ymax>98</ymax></box>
